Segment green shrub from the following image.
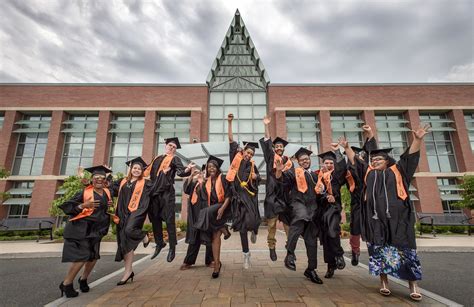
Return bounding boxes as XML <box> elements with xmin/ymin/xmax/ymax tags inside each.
<box><xmin>449</xmin><ymin>226</ymin><xmax>466</xmax><ymax>234</ymax></box>
<box><xmin>54</xmin><ymin>227</ymin><xmax>64</xmax><ymax>237</ymax></box>
<box><xmin>176</xmin><ymin>220</ymin><xmax>187</xmax><ymax>232</ymax></box>
<box><xmin>341</xmin><ymin>223</ymin><xmax>351</xmax><ymax>232</ymax></box>
<box><xmin>434</xmin><ymin>226</ymin><xmax>449</xmax><ymax>234</ymax></box>
<box><xmin>142</xmin><ymin>223</ymin><xmax>153</xmax><ymax>233</ymax></box>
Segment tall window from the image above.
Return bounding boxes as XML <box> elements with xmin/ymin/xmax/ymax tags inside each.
<box><xmin>156</xmin><ymin>113</ymin><xmax>191</xmax><ymax>153</ymax></box>
<box><xmin>0</xmin><ymin>112</ymin><xmax>4</xmax><ymax>129</ymax></box>
<box><xmin>331</xmin><ymin>112</ymin><xmax>364</xmax><ymax>148</ymax></box>
<box><xmin>286</xmin><ymin>113</ymin><xmax>320</xmax><ymax>169</ymax></box>
<box><xmin>420</xmin><ymin>112</ymin><xmax>457</xmax><ymax>172</ymax></box>
<box><xmin>12</xmin><ymin>114</ymin><xmax>51</xmax><ymax>176</ymax></box>
<box><xmin>465</xmin><ymin>112</ymin><xmax>474</xmax><ymax>151</ymax></box>
<box><xmin>375</xmin><ymin>112</ymin><xmax>409</xmax><ymax>159</ymax></box>
<box><xmin>60</xmin><ymin>114</ymin><xmax>98</xmax><ymax>175</ymax></box>
<box><xmin>209</xmin><ymin>91</ymin><xmax>266</xmax><ymax>142</ymax></box>
<box><xmin>3</xmin><ymin>181</ymin><xmax>34</xmax><ymax>218</ymax></box>
<box><xmin>109</xmin><ymin>114</ymin><xmax>144</xmax><ymax>174</ymax></box>
<box><xmin>438</xmin><ymin>178</ymin><xmax>462</xmax><ymax>213</ymax></box>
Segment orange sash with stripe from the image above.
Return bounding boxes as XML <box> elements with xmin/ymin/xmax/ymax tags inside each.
<box><xmin>143</xmin><ymin>155</ymin><xmax>173</xmax><ymax>177</ymax></box>
<box><xmin>315</xmin><ymin>169</ymin><xmax>333</xmax><ymax>195</ymax></box>
<box><xmin>226</xmin><ymin>152</ymin><xmax>243</xmax><ymax>182</ymax></box>
<box><xmin>295</xmin><ymin>168</ymin><xmax>308</xmax><ymax>193</ymax></box>
<box><xmin>191</xmin><ymin>175</ymin><xmax>225</xmax><ymax>206</ymax></box>
<box><xmin>273</xmin><ymin>154</ymin><xmax>292</xmax><ymax>172</ymax></box>
<box><xmin>345</xmin><ymin>171</ymin><xmax>355</xmax><ymax>193</ymax></box>
<box><xmin>118</xmin><ymin>178</ymin><xmax>145</xmax><ymax>212</ymax></box>
<box><xmin>364</xmin><ymin>165</ymin><xmax>408</xmax><ymax>200</ymax></box>
<box><xmin>69</xmin><ymin>186</ymin><xmax>112</xmax><ymax>221</ymax></box>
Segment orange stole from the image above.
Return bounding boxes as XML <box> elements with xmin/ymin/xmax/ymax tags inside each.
<box><xmin>143</xmin><ymin>154</ymin><xmax>173</xmax><ymax>177</ymax></box>
<box><xmin>295</xmin><ymin>168</ymin><xmax>308</xmax><ymax>193</ymax></box>
<box><xmin>315</xmin><ymin>170</ymin><xmax>333</xmax><ymax>195</ymax></box>
<box><xmin>191</xmin><ymin>175</ymin><xmax>225</xmax><ymax>206</ymax></box>
<box><xmin>69</xmin><ymin>186</ymin><xmax>112</xmax><ymax>221</ymax></box>
<box><xmin>364</xmin><ymin>165</ymin><xmax>408</xmax><ymax>200</ymax></box>
<box><xmin>273</xmin><ymin>154</ymin><xmax>292</xmax><ymax>172</ymax></box>
<box><xmin>345</xmin><ymin>171</ymin><xmax>355</xmax><ymax>193</ymax></box>
<box><xmin>226</xmin><ymin>152</ymin><xmax>243</xmax><ymax>182</ymax></box>
<box><xmin>118</xmin><ymin>178</ymin><xmax>145</xmax><ymax>212</ymax></box>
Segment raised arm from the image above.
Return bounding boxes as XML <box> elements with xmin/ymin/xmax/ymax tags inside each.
<box><xmin>339</xmin><ymin>136</ymin><xmax>355</xmax><ymax>165</ymax></box>
<box><xmin>409</xmin><ymin>124</ymin><xmax>431</xmax><ymax>154</ymax></box>
<box><xmin>263</xmin><ymin>114</ymin><xmax>271</xmax><ymax>140</ymax></box>
<box><xmin>227</xmin><ymin>113</ymin><xmax>234</xmax><ymax>143</ymax></box>
<box><xmin>362</xmin><ymin>124</ymin><xmax>374</xmax><ymax>142</ymax></box>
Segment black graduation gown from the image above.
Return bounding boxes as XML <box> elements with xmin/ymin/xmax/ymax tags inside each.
<box><xmin>355</xmin><ymin>148</ymin><xmax>420</xmax><ymax>249</ymax></box>
<box><xmin>112</xmin><ymin>179</ymin><xmax>157</xmax><ymax>262</ymax></box>
<box><xmin>59</xmin><ymin>189</ymin><xmax>111</xmax><ymax>263</ymax></box>
<box><xmin>228</xmin><ymin>141</ymin><xmax>261</xmax><ymax>233</ymax></box>
<box><xmin>148</xmin><ymin>155</ymin><xmax>191</xmax><ymax>223</ymax></box>
<box><xmin>193</xmin><ymin>175</ymin><xmax>232</xmax><ymax>244</ymax></box>
<box><xmin>259</xmin><ymin>137</ymin><xmax>293</xmax><ymax>225</ymax></box>
<box><xmin>278</xmin><ymin>168</ymin><xmax>321</xmax><ymax>240</ymax></box>
<box><xmin>183</xmin><ymin>178</ymin><xmax>208</xmax><ymax>245</ymax></box>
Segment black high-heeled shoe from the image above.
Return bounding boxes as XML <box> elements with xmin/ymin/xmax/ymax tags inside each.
<box><xmin>222</xmin><ymin>226</ymin><xmax>231</xmax><ymax>240</ymax></box>
<box><xmin>78</xmin><ymin>277</ymin><xmax>89</xmax><ymax>292</ymax></box>
<box><xmin>117</xmin><ymin>272</ymin><xmax>134</xmax><ymax>286</ymax></box>
<box><xmin>212</xmin><ymin>262</ymin><xmax>222</xmax><ymax>279</ymax></box>
<box><xmin>59</xmin><ymin>282</ymin><xmax>79</xmax><ymax>298</ymax></box>
<box><xmin>143</xmin><ymin>233</ymin><xmax>151</xmax><ymax>248</ymax></box>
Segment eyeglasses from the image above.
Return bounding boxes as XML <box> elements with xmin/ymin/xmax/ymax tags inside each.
<box><xmin>93</xmin><ymin>175</ymin><xmax>106</xmax><ymax>180</ymax></box>
<box><xmin>370</xmin><ymin>157</ymin><xmax>386</xmax><ymax>162</ymax></box>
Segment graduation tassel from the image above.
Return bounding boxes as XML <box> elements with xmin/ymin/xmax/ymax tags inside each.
<box><xmin>383</xmin><ymin>170</ymin><xmax>391</xmax><ymax>219</ymax></box>
<box><xmin>372</xmin><ymin>173</ymin><xmax>379</xmax><ymax>220</ymax></box>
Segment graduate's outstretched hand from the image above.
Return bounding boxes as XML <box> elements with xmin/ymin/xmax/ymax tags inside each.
<box><xmin>196</xmin><ymin>173</ymin><xmax>204</xmax><ymax>185</ymax></box>
<box><xmin>163</xmin><ymin>167</ymin><xmax>171</xmax><ymax>174</ymax></box>
<box><xmin>82</xmin><ymin>200</ymin><xmax>100</xmax><ymax>209</ymax></box>
<box><xmin>338</xmin><ymin>136</ymin><xmax>349</xmax><ymax>149</ymax></box>
<box><xmin>263</xmin><ymin>115</ymin><xmax>271</xmax><ymax>125</ymax></box>
<box><xmin>107</xmin><ymin>200</ymin><xmax>114</xmax><ymax>207</ymax></box>
<box><xmin>327</xmin><ymin>195</ymin><xmax>336</xmax><ymax>203</ymax></box>
<box><xmin>330</xmin><ymin>142</ymin><xmax>339</xmax><ymax>152</ymax></box>
<box><xmin>227</xmin><ymin>113</ymin><xmax>234</xmax><ymax>122</ymax></box>
<box><xmin>274</xmin><ymin>158</ymin><xmax>284</xmax><ymax>172</ymax></box>
<box><xmin>413</xmin><ymin>123</ymin><xmax>431</xmax><ymax>139</ymax></box>
<box><xmin>362</xmin><ymin>124</ymin><xmax>372</xmax><ymax>134</ymax></box>
<box><xmin>77</xmin><ymin>166</ymin><xmax>85</xmax><ymax>178</ymax></box>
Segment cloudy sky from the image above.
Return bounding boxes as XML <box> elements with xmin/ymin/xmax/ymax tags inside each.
<box><xmin>0</xmin><ymin>0</ymin><xmax>473</xmax><ymax>83</ymax></box>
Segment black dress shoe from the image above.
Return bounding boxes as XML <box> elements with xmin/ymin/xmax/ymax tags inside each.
<box><xmin>336</xmin><ymin>256</ymin><xmax>346</xmax><ymax>270</ymax></box>
<box><xmin>59</xmin><ymin>282</ymin><xmax>79</xmax><ymax>298</ymax></box>
<box><xmin>167</xmin><ymin>248</ymin><xmax>175</xmax><ymax>262</ymax></box>
<box><xmin>304</xmin><ymin>269</ymin><xmax>323</xmax><ymax>284</ymax></box>
<box><xmin>325</xmin><ymin>266</ymin><xmax>335</xmax><ymax>279</ymax></box>
<box><xmin>151</xmin><ymin>242</ymin><xmax>167</xmax><ymax>260</ymax></box>
<box><xmin>284</xmin><ymin>253</ymin><xmax>296</xmax><ymax>271</ymax></box>
<box><xmin>222</xmin><ymin>226</ymin><xmax>231</xmax><ymax>240</ymax></box>
<box><xmin>78</xmin><ymin>277</ymin><xmax>89</xmax><ymax>293</ymax></box>
<box><xmin>117</xmin><ymin>272</ymin><xmax>134</xmax><ymax>286</ymax></box>
<box><xmin>351</xmin><ymin>251</ymin><xmax>359</xmax><ymax>266</ymax></box>
<box><xmin>269</xmin><ymin>248</ymin><xmax>277</xmax><ymax>261</ymax></box>
<box><xmin>212</xmin><ymin>261</ymin><xmax>222</xmax><ymax>279</ymax></box>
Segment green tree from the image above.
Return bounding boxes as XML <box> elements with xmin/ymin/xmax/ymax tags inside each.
<box><xmin>340</xmin><ymin>185</ymin><xmax>352</xmax><ymax>215</ymax></box>
<box><xmin>0</xmin><ymin>167</ymin><xmax>10</xmax><ymax>202</ymax></box>
<box><xmin>456</xmin><ymin>175</ymin><xmax>474</xmax><ymax>210</ymax></box>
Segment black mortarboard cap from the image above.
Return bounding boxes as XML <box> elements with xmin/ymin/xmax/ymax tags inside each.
<box><xmin>243</xmin><ymin>141</ymin><xmax>259</xmax><ymax>151</ymax></box>
<box><xmin>165</xmin><ymin>137</ymin><xmax>181</xmax><ymax>149</ymax></box>
<box><xmin>206</xmin><ymin>155</ymin><xmax>224</xmax><ymax>169</ymax></box>
<box><xmin>294</xmin><ymin>147</ymin><xmax>313</xmax><ymax>159</ymax></box>
<box><xmin>318</xmin><ymin>150</ymin><xmax>337</xmax><ymax>162</ymax></box>
<box><xmin>125</xmin><ymin>157</ymin><xmax>148</xmax><ymax>168</ymax></box>
<box><xmin>351</xmin><ymin>146</ymin><xmax>364</xmax><ymax>153</ymax></box>
<box><xmin>85</xmin><ymin>165</ymin><xmax>112</xmax><ymax>176</ymax></box>
<box><xmin>273</xmin><ymin>137</ymin><xmax>289</xmax><ymax>147</ymax></box>
<box><xmin>369</xmin><ymin>148</ymin><xmax>393</xmax><ymax>158</ymax></box>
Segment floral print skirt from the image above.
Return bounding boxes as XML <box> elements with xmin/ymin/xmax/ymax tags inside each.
<box><xmin>367</xmin><ymin>243</ymin><xmax>422</xmax><ymax>281</ymax></box>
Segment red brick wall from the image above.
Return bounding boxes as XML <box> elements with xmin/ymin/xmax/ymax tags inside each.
<box><xmin>29</xmin><ymin>180</ymin><xmax>60</xmax><ymax>217</ymax></box>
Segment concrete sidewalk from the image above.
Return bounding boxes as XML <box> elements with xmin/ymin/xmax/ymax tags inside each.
<box><xmin>39</xmin><ymin>229</ymin><xmax>463</xmax><ymax>307</ymax></box>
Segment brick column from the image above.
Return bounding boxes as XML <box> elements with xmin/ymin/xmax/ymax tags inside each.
<box><xmin>190</xmin><ymin>110</ymin><xmax>202</xmax><ymax>143</ymax></box>
<box><xmin>42</xmin><ymin>110</ymin><xmax>66</xmax><ymax>175</ymax></box>
<box><xmin>29</xmin><ymin>180</ymin><xmax>60</xmax><ymax>217</ymax></box>
<box><xmin>361</xmin><ymin>110</ymin><xmax>377</xmax><ymax>141</ymax></box>
<box><xmin>142</xmin><ymin>111</ymin><xmax>157</xmax><ymax>163</ymax></box>
<box><xmin>93</xmin><ymin>111</ymin><xmax>112</xmax><ymax>165</ymax></box>
<box><xmin>180</xmin><ymin>194</ymin><xmax>189</xmax><ymax>222</ymax></box>
<box><xmin>274</xmin><ymin>110</ymin><xmax>287</xmax><ymax>139</ymax></box>
<box><xmin>319</xmin><ymin>110</ymin><xmax>332</xmax><ymax>152</ymax></box>
<box><xmin>0</xmin><ymin>111</ymin><xmax>21</xmax><ymax>171</ymax></box>
<box><xmin>0</xmin><ymin>181</ymin><xmax>13</xmax><ymax>219</ymax></box>
<box><xmin>449</xmin><ymin>109</ymin><xmax>474</xmax><ymax>172</ymax></box>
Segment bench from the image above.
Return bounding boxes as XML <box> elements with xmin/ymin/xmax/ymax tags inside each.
<box><xmin>0</xmin><ymin>217</ymin><xmax>55</xmax><ymax>242</ymax></box>
<box><xmin>417</xmin><ymin>212</ymin><xmax>473</xmax><ymax>236</ymax></box>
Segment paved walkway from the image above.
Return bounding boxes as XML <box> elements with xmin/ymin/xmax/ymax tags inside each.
<box><xmin>39</xmin><ymin>229</ymin><xmax>462</xmax><ymax>306</ymax></box>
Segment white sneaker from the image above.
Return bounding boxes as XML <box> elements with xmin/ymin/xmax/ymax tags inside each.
<box><xmin>243</xmin><ymin>252</ymin><xmax>251</xmax><ymax>269</ymax></box>
<box><xmin>250</xmin><ymin>231</ymin><xmax>257</xmax><ymax>244</ymax></box>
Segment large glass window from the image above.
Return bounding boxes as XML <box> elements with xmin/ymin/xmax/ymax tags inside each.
<box><xmin>438</xmin><ymin>178</ymin><xmax>462</xmax><ymax>213</ymax></box>
<box><xmin>331</xmin><ymin>112</ymin><xmax>364</xmax><ymax>148</ymax></box>
<box><xmin>375</xmin><ymin>112</ymin><xmax>409</xmax><ymax>159</ymax></box>
<box><xmin>286</xmin><ymin>113</ymin><xmax>320</xmax><ymax>169</ymax></box>
<box><xmin>0</xmin><ymin>112</ymin><xmax>4</xmax><ymax>129</ymax></box>
<box><xmin>4</xmin><ymin>181</ymin><xmax>34</xmax><ymax>218</ymax></box>
<box><xmin>209</xmin><ymin>91</ymin><xmax>266</xmax><ymax>142</ymax></box>
<box><xmin>60</xmin><ymin>114</ymin><xmax>98</xmax><ymax>175</ymax></box>
<box><xmin>420</xmin><ymin>112</ymin><xmax>457</xmax><ymax>172</ymax></box>
<box><xmin>465</xmin><ymin>112</ymin><xmax>474</xmax><ymax>151</ymax></box>
<box><xmin>156</xmin><ymin>113</ymin><xmax>191</xmax><ymax>153</ymax></box>
<box><xmin>12</xmin><ymin>114</ymin><xmax>51</xmax><ymax>176</ymax></box>
<box><xmin>109</xmin><ymin>114</ymin><xmax>144</xmax><ymax>174</ymax></box>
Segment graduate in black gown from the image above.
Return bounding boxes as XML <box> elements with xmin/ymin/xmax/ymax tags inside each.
<box><xmin>180</xmin><ymin>167</ymin><xmax>213</xmax><ymax>271</ymax></box>
<box><xmin>144</xmin><ymin>137</ymin><xmax>194</xmax><ymax>262</ymax></box>
<box><xmin>58</xmin><ymin>165</ymin><xmax>113</xmax><ymax>298</ymax></box>
<box><xmin>193</xmin><ymin>156</ymin><xmax>232</xmax><ymax>278</ymax></box>
<box><xmin>340</xmin><ymin>124</ymin><xmax>430</xmax><ymax>301</ymax></box>
<box><xmin>260</xmin><ymin>114</ymin><xmax>293</xmax><ymax>261</ymax></box>
<box><xmin>112</xmin><ymin>157</ymin><xmax>155</xmax><ymax>286</ymax></box>
<box><xmin>226</xmin><ymin>113</ymin><xmax>261</xmax><ymax>269</ymax></box>
<box><xmin>276</xmin><ymin>147</ymin><xmax>323</xmax><ymax>284</ymax></box>
<box><xmin>315</xmin><ymin>143</ymin><xmax>349</xmax><ymax>279</ymax></box>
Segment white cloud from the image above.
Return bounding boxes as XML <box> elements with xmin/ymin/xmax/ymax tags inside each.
<box><xmin>429</xmin><ymin>62</ymin><xmax>474</xmax><ymax>82</ymax></box>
